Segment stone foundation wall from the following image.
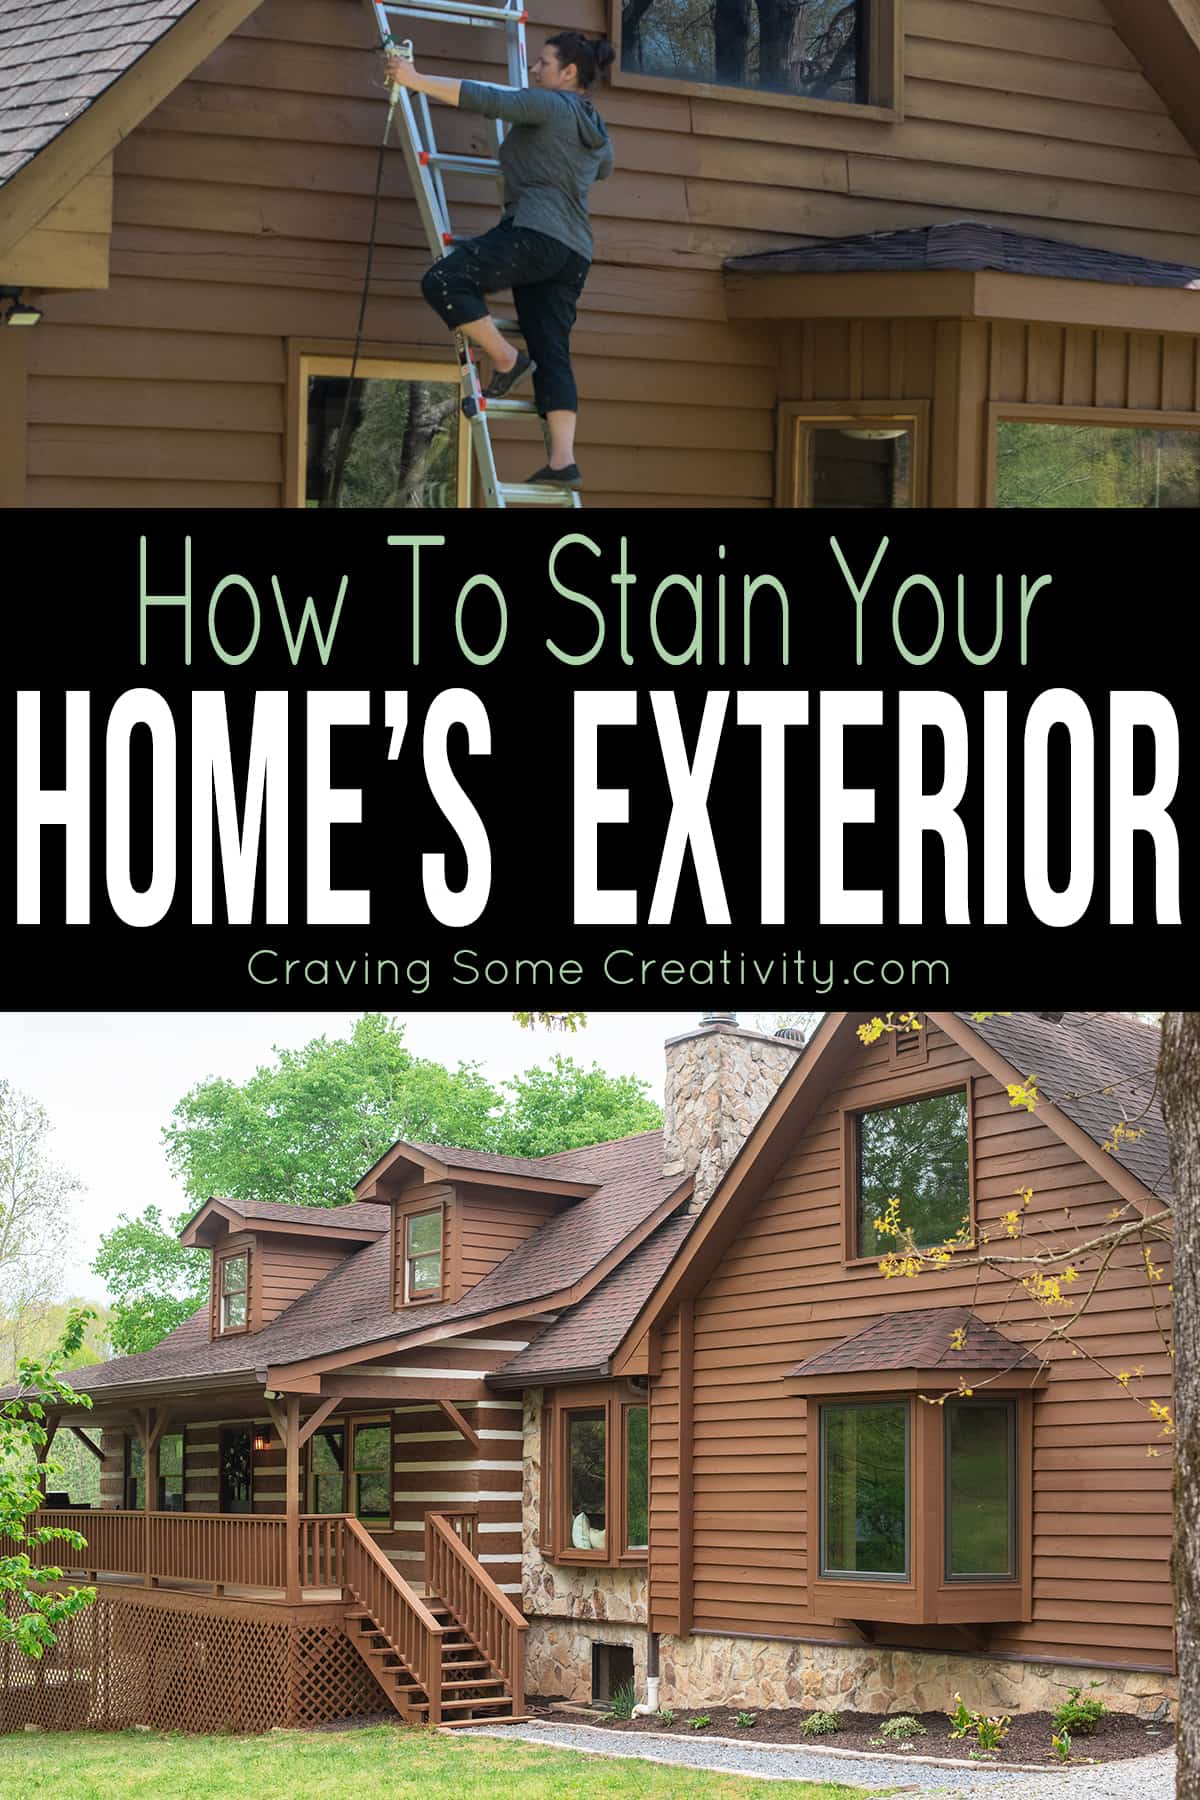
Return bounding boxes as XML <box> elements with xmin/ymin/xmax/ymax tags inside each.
<box><xmin>527</xmin><ymin>1617</ymin><xmax>651</xmax><ymax>1703</ymax></box>
<box><xmin>657</xmin><ymin>1634</ymin><xmax>1176</xmax><ymax>1722</ymax></box>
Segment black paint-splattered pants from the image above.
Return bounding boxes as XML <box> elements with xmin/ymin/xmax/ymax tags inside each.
<box><xmin>421</xmin><ymin>217</ymin><xmax>590</xmax><ymax>416</ymax></box>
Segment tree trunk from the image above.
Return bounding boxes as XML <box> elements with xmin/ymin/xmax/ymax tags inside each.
<box><xmin>1161</xmin><ymin>1011</ymin><xmax>1200</xmax><ymax>1797</ymax></box>
<box><xmin>755</xmin><ymin>0</ymin><xmax>801</xmax><ymax>88</ymax></box>
<box><xmin>714</xmin><ymin>0</ymin><xmax>752</xmax><ymax>86</ymax></box>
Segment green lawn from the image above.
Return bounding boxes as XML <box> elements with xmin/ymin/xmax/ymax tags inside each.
<box><xmin>0</xmin><ymin>1723</ymin><xmax>888</xmax><ymax>1798</ymax></box>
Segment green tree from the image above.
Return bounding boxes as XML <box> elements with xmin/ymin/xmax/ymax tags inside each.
<box><xmin>92</xmin><ymin>1205</ymin><xmax>209</xmax><ymax>1356</ymax></box>
<box><xmin>0</xmin><ymin>1307</ymin><xmax>96</xmax><ymax>1657</ymax></box>
<box><xmin>95</xmin><ymin>1017</ymin><xmax>662</xmax><ymax>1353</ymax></box>
<box><xmin>493</xmin><ymin>1055</ymin><xmax>661</xmax><ymax>1157</ymax></box>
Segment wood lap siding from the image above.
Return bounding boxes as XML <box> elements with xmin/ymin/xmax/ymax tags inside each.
<box><xmin>658</xmin><ymin>1020</ymin><xmax>1174</xmax><ymax>1671</ymax></box>
<box><xmin>22</xmin><ymin>0</ymin><xmax>1200</xmax><ymax>507</ymax></box>
<box><xmin>458</xmin><ymin>1190</ymin><xmax>562</xmax><ymax>1292</ymax></box>
<box><xmin>254</xmin><ymin>1235</ymin><xmax>351</xmax><ymax>1329</ymax></box>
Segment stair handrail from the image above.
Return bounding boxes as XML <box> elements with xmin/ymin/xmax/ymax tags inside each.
<box><xmin>341</xmin><ymin>1514</ymin><xmax>445</xmax><ymax>1720</ymax></box>
<box><xmin>425</xmin><ymin>1509</ymin><xmax>526</xmax><ymax>1713</ymax></box>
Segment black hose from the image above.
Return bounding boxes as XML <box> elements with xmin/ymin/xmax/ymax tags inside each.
<box><xmin>325</xmin><ymin>128</ymin><xmax>391</xmax><ymax>509</ymax></box>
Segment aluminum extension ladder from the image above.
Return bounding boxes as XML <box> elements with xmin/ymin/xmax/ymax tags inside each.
<box><xmin>370</xmin><ymin>0</ymin><xmax>582</xmax><ymax>508</ymax></box>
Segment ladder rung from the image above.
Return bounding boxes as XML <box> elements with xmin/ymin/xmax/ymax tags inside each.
<box><xmin>421</xmin><ymin>152</ymin><xmax>503</xmax><ymax>178</ymax></box>
<box><xmin>499</xmin><ymin>483</ymin><xmax>581</xmax><ymax>507</ymax></box>
<box><xmin>481</xmin><ymin>397</ymin><xmax>539</xmax><ymax>416</ymax></box>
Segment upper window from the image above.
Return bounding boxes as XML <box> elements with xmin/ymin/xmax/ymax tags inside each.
<box><xmin>405</xmin><ymin>1208</ymin><xmax>444</xmax><ymax>1302</ymax></box>
<box><xmin>820</xmin><ymin>1400</ymin><xmax>908</xmax><ymax>1579</ymax></box>
<box><xmin>854</xmin><ymin>1088</ymin><xmax>970</xmax><ymax>1259</ymax></box>
<box><xmin>995</xmin><ymin>419</ymin><xmax>1200</xmax><ymax>509</ymax></box>
<box><xmin>297</xmin><ymin>354</ymin><xmax>470</xmax><ymax>508</ymax></box>
<box><xmin>218</xmin><ymin>1251</ymin><xmax>249</xmax><ymax>1333</ymax></box>
<box><xmin>620</xmin><ymin>0</ymin><xmax>867</xmax><ymax>103</ymax></box>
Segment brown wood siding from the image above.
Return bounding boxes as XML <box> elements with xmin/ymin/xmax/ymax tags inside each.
<box><xmin>457</xmin><ymin>1186</ymin><xmax>564</xmax><ymax>1292</ymax></box>
<box><xmin>652</xmin><ymin>1019</ymin><xmax>1174</xmax><ymax>1671</ymax></box>
<box><xmin>253</xmin><ymin>1233</ymin><xmax>351</xmax><ymax>1329</ymax></box>
<box><xmin>648</xmin><ymin>1311</ymin><xmax>682</xmax><ymax>1634</ymax></box>
<box><xmin>2</xmin><ymin>157</ymin><xmax>113</xmax><ymax>288</ymax></box>
<box><xmin>780</xmin><ymin>318</ymin><xmax>1200</xmax><ymax>506</ymax></box>
<box><xmin>22</xmin><ymin>0</ymin><xmax>1200</xmax><ymax>508</ymax></box>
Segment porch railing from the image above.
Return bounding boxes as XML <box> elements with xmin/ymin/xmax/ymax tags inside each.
<box><xmin>425</xmin><ymin>1509</ymin><xmax>526</xmax><ymax>1709</ymax></box>
<box><xmin>340</xmin><ymin>1514</ymin><xmax>445</xmax><ymax>1722</ymax></box>
<box><xmin>33</xmin><ymin>1509</ymin><xmax>289</xmax><ymax>1589</ymax></box>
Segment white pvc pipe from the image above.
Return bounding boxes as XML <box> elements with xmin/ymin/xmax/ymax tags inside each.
<box><xmin>632</xmin><ymin>1675</ymin><xmax>660</xmax><ymax>1717</ymax></box>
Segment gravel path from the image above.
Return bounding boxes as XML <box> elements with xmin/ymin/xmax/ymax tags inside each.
<box><xmin>459</xmin><ymin>1716</ymin><xmax>1176</xmax><ymax>1799</ymax></box>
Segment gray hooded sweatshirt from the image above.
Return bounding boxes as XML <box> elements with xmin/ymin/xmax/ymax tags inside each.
<box><xmin>457</xmin><ymin>82</ymin><xmax>614</xmax><ymax>263</ymax></box>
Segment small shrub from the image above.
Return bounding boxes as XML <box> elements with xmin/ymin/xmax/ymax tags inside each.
<box><xmin>690</xmin><ymin>1714</ymin><xmax>712</xmax><ymax>1731</ymax></box>
<box><xmin>735</xmin><ymin>1711</ymin><xmax>758</xmax><ymax>1729</ymax></box>
<box><xmin>800</xmin><ymin>1710</ymin><xmax>842</xmax><ymax>1736</ymax></box>
<box><xmin>947</xmin><ymin>1694</ymin><xmax>1009</xmax><ymax>1753</ymax></box>
<box><xmin>656</xmin><ymin>1708</ymin><xmax>675</xmax><ymax>1726</ymax></box>
<box><xmin>1052</xmin><ymin>1729</ymin><xmax>1073</xmax><ymax>1763</ymax></box>
<box><xmin>878</xmin><ymin>1715</ymin><xmax>926</xmax><ymax>1740</ymax></box>
<box><xmin>606</xmin><ymin>1681</ymin><xmax>637</xmax><ymax>1721</ymax></box>
<box><xmin>1052</xmin><ymin>1684</ymin><xmax>1108</xmax><ymax>1737</ymax></box>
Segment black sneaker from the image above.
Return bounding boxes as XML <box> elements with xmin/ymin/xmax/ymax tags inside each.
<box><xmin>483</xmin><ymin>350</ymin><xmax>535</xmax><ymax>399</ymax></box>
<box><xmin>525</xmin><ymin>462</ymin><xmax>583</xmax><ymax>489</ymax></box>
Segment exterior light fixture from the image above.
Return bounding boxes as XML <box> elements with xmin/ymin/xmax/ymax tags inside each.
<box><xmin>252</xmin><ymin>1432</ymin><xmax>273</xmax><ymax>1453</ymax></box>
<box><xmin>838</xmin><ymin>426</ymin><xmax>906</xmax><ymax>441</ymax></box>
<box><xmin>1</xmin><ymin>290</ymin><xmax>43</xmax><ymax>327</ymax></box>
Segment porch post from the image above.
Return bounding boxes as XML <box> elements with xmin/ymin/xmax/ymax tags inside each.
<box><xmin>33</xmin><ymin>1416</ymin><xmax>59</xmax><ymax>1503</ymax></box>
<box><xmin>285</xmin><ymin>1394</ymin><xmax>301</xmax><ymax>1604</ymax></box>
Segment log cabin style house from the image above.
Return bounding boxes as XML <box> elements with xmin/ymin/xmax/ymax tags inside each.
<box><xmin>0</xmin><ymin>1010</ymin><xmax>1175</xmax><ymax>1734</ymax></box>
<box><xmin>2</xmin><ymin>2</ymin><xmax>1200</xmax><ymax>508</ymax></box>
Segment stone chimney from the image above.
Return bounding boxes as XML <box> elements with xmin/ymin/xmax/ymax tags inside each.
<box><xmin>663</xmin><ymin>1014</ymin><xmax>805</xmax><ymax>1208</ymax></box>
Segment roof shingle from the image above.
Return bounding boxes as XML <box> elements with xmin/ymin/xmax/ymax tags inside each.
<box><xmin>789</xmin><ymin>1307</ymin><xmax>1043</xmax><ymax>1379</ymax></box>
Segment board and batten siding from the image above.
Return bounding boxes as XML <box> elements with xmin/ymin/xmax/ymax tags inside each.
<box><xmin>20</xmin><ymin>0</ymin><xmax>1200</xmax><ymax>507</ymax></box>
<box><xmin>779</xmin><ymin>317</ymin><xmax>1200</xmax><ymax>505</ymax></box>
<box><xmin>649</xmin><ymin>1020</ymin><xmax>1174</xmax><ymax>1671</ymax></box>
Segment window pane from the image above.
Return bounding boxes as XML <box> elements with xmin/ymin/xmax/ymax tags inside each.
<box><xmin>409</xmin><ymin>1253</ymin><xmax>442</xmax><ymax>1293</ymax></box>
<box><xmin>223</xmin><ymin>1290</ymin><xmax>247</xmax><ymax>1329</ymax></box>
<box><xmin>822</xmin><ymin>1403</ymin><xmax>907</xmax><ymax>1577</ymax></box>
<box><xmin>306</xmin><ymin>375</ymin><xmax>462</xmax><ymax>508</ymax></box>
<box><xmin>624</xmin><ymin>1406</ymin><xmax>649</xmax><ymax>1551</ymax></box>
<box><xmin>312</xmin><ymin>1472</ymin><xmax>344</xmax><ymax>1514</ymax></box>
<box><xmin>996</xmin><ymin>421</ymin><xmax>1200</xmax><ymax>508</ymax></box>
<box><xmin>808</xmin><ymin>427</ymin><xmax>913</xmax><ymax>507</ymax></box>
<box><xmin>354</xmin><ymin>1424</ymin><xmax>390</xmax><ymax>1471</ymax></box>
<box><xmin>356</xmin><ymin>1472</ymin><xmax>390</xmax><ymax>1520</ymax></box>
<box><xmin>568</xmin><ymin>1409</ymin><xmax>606</xmax><ymax>1549</ymax></box>
<box><xmin>222</xmin><ymin>1254</ymin><xmax>247</xmax><ymax>1294</ymax></box>
<box><xmin>622</xmin><ymin>0</ymin><xmax>865</xmax><ymax>104</ymax></box>
<box><xmin>857</xmin><ymin>1090</ymin><xmax>969</xmax><ymax>1257</ymax></box>
<box><xmin>407</xmin><ymin>1211</ymin><xmax>442</xmax><ymax>1256</ymax></box>
<box><xmin>946</xmin><ymin>1403</ymin><xmax>1014</xmax><ymax>1578</ymax></box>
<box><xmin>311</xmin><ymin>1426</ymin><xmax>345</xmax><ymax>1474</ymax></box>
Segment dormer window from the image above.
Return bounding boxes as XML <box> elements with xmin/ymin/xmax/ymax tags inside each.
<box><xmin>218</xmin><ymin>1250</ymin><xmax>249</xmax><ymax>1334</ymax></box>
<box><xmin>404</xmin><ymin>1208</ymin><xmax>443</xmax><ymax>1302</ymax></box>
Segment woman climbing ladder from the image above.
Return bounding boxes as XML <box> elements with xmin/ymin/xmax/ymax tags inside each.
<box><xmin>385</xmin><ymin>32</ymin><xmax>615</xmax><ymax>492</ymax></box>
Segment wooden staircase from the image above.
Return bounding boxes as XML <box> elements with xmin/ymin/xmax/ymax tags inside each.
<box><xmin>338</xmin><ymin>1512</ymin><xmax>527</xmax><ymax>1726</ymax></box>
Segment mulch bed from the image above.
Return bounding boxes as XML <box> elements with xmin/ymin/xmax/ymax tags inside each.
<box><xmin>528</xmin><ymin>1697</ymin><xmax>1173</xmax><ymax>1765</ymax></box>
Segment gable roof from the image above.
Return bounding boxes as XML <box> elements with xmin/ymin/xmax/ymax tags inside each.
<box><xmin>52</xmin><ymin>1129</ymin><xmax>687</xmax><ymax>1399</ymax></box>
<box><xmin>180</xmin><ymin>1194</ymin><xmax>391</xmax><ymax>1244</ymax></box>
<box><xmin>608</xmin><ymin>1012</ymin><xmax>1168</xmax><ymax>1363</ymax></box>
<box><xmin>788</xmin><ymin>1307</ymin><xmax>1043</xmax><ymax>1380</ymax></box>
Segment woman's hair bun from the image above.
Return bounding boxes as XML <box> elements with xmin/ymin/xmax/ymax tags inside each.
<box><xmin>594</xmin><ymin>38</ymin><xmax>616</xmax><ymax>73</ymax></box>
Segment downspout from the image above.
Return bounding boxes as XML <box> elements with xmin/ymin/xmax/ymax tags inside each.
<box><xmin>633</xmin><ymin>1631</ymin><xmax>660</xmax><ymax>1716</ymax></box>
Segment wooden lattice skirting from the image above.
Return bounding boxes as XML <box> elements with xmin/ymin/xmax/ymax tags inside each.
<box><xmin>1</xmin><ymin>1585</ymin><xmax>386</xmax><ymax>1734</ymax></box>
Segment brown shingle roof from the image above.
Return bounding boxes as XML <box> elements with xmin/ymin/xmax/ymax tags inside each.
<box><xmin>725</xmin><ymin>222</ymin><xmax>1200</xmax><ymax>292</ymax></box>
<box><xmin>789</xmin><ymin>1307</ymin><xmax>1043</xmax><ymax>1379</ymax></box>
<box><xmin>492</xmin><ymin>1211</ymin><xmax>696</xmax><ymax>1385</ymax></box>
<box><xmin>59</xmin><ymin>1130</ymin><xmax>682</xmax><ymax>1396</ymax></box>
<box><xmin>195</xmin><ymin>1196</ymin><xmax>390</xmax><ymax>1233</ymax></box>
<box><xmin>0</xmin><ymin>0</ymin><xmax>195</xmax><ymax>188</ymax></box>
<box><xmin>402</xmin><ymin>1141</ymin><xmax>601</xmax><ymax>1184</ymax></box>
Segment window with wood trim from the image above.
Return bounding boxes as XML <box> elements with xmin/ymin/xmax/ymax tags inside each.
<box><xmin>612</xmin><ymin>0</ymin><xmax>901</xmax><ymax>113</ymax></box>
<box><xmin>404</xmin><ymin>1207</ymin><xmax>444</xmax><ymax>1302</ymax></box>
<box><xmin>852</xmin><ymin>1086</ymin><xmax>971</xmax><ymax>1260</ymax></box>
<box><xmin>778</xmin><ymin>404</ymin><xmax>926</xmax><ymax>508</ymax></box>
<box><xmin>305</xmin><ymin>1416</ymin><xmax>391</xmax><ymax>1526</ymax></box>
<box><xmin>994</xmin><ymin>415</ymin><xmax>1200</xmax><ymax>509</ymax></box>
<box><xmin>294</xmin><ymin>352</ymin><xmax>471</xmax><ymax>508</ymax></box>
<box><xmin>216</xmin><ymin>1249</ymin><xmax>250</xmax><ymax>1335</ymax></box>
<box><xmin>540</xmin><ymin>1383</ymin><xmax>649</xmax><ymax>1566</ymax></box>
<box><xmin>125</xmin><ymin>1433</ymin><xmax>184</xmax><ymax>1510</ymax></box>
<box><xmin>807</xmin><ymin>1391</ymin><xmax>1030</xmax><ymax>1627</ymax></box>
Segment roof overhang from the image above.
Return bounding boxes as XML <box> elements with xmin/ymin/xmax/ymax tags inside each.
<box><xmin>1105</xmin><ymin>0</ymin><xmax>1200</xmax><ymax>162</ymax></box>
<box><xmin>786</xmin><ymin>1366</ymin><xmax>1049</xmax><ymax>1396</ymax></box>
<box><xmin>723</xmin><ymin>267</ymin><xmax>1200</xmax><ymax>336</ymax></box>
<box><xmin>178</xmin><ymin>1196</ymin><xmax>386</xmax><ymax>1248</ymax></box>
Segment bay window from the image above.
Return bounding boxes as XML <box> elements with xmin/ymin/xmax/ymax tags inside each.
<box><xmin>820</xmin><ymin>1401</ymin><xmax>908</xmax><ymax>1579</ymax></box>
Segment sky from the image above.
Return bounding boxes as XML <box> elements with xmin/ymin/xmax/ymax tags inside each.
<box><xmin>0</xmin><ymin>1009</ymin><xmax>766</xmax><ymax>1303</ymax></box>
